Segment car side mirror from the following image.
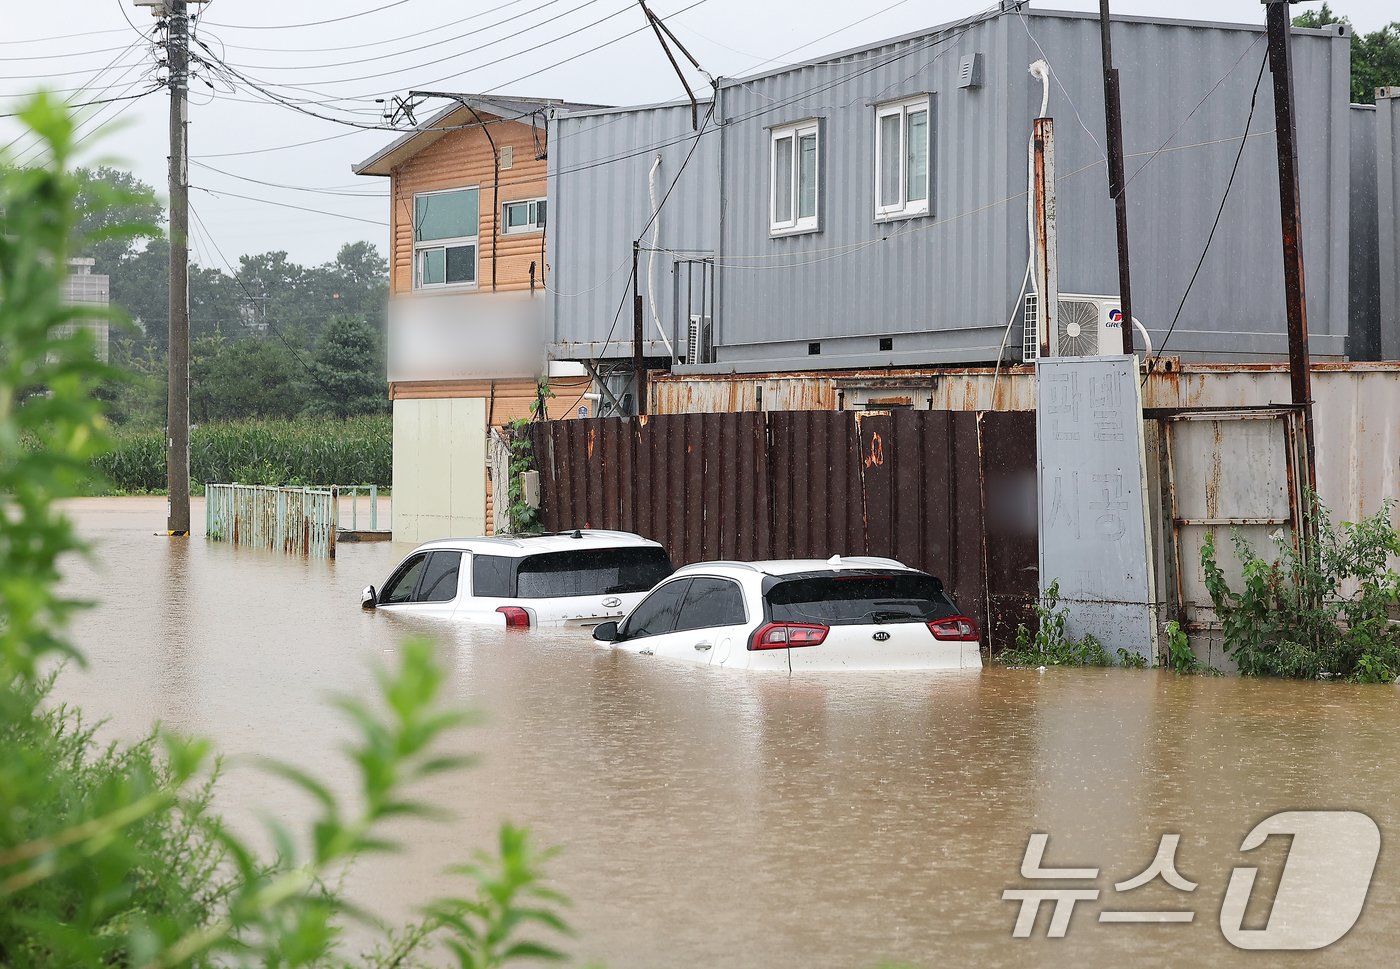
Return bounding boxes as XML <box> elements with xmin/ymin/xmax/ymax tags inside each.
<box><xmin>361</xmin><ymin>585</ymin><xmax>377</xmax><ymax>609</ymax></box>
<box><xmin>593</xmin><ymin>621</ymin><xmax>619</xmax><ymax>642</ymax></box>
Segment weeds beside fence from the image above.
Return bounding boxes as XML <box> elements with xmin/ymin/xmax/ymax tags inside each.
<box><xmin>87</xmin><ymin>415</ymin><xmax>392</xmax><ymax>492</ymax></box>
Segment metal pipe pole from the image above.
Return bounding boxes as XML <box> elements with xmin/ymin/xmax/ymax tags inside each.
<box><xmin>632</xmin><ymin>241</ymin><xmax>647</xmax><ymax>415</ymax></box>
<box><xmin>1099</xmin><ymin>0</ymin><xmax>1135</xmax><ymax>355</ymax></box>
<box><xmin>1263</xmin><ymin>0</ymin><xmax>1317</xmax><ymax>495</ymax></box>
<box><xmin>1032</xmin><ymin>117</ymin><xmax>1058</xmax><ymax>358</ymax></box>
<box><xmin>166</xmin><ymin>0</ymin><xmax>191</xmax><ymax>536</ymax></box>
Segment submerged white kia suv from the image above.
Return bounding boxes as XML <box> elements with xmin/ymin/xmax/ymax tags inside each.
<box><xmin>591</xmin><ymin>556</ymin><xmax>982</xmax><ymax>671</ymax></box>
<box><xmin>362</xmin><ymin>530</ymin><xmax>673</xmax><ymax>628</ymax></box>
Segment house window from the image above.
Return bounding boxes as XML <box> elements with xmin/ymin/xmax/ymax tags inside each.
<box><xmin>502</xmin><ymin>198</ymin><xmax>547</xmax><ymax>235</ymax></box>
<box><xmin>874</xmin><ymin>96</ymin><xmax>931</xmax><ymax>219</ymax></box>
<box><xmin>770</xmin><ymin>120</ymin><xmax>820</xmax><ymax>235</ymax></box>
<box><xmin>413</xmin><ymin>187</ymin><xmax>479</xmax><ymax>289</ymax></box>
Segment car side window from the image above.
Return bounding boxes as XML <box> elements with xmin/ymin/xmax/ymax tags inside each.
<box><xmin>381</xmin><ymin>553</ymin><xmax>428</xmax><ymax>604</ymax></box>
<box><xmin>416</xmin><ymin>551</ymin><xmax>462</xmax><ymax>603</ymax></box>
<box><xmin>675</xmin><ymin>577</ymin><xmax>747</xmax><ymax>633</ymax></box>
<box><xmin>621</xmin><ymin>579</ymin><xmax>691</xmax><ymax>641</ymax></box>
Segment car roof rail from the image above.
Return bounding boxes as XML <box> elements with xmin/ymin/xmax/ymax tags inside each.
<box><xmin>827</xmin><ymin>554</ymin><xmax>909</xmax><ymax>570</ymax></box>
<box><xmin>673</xmin><ymin>560</ymin><xmax>763</xmax><ymax>575</ymax></box>
<box><xmin>552</xmin><ymin>528</ymin><xmax>645</xmax><ymax>540</ymax></box>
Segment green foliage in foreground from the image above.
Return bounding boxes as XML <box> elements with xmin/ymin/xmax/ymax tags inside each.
<box><xmin>2</xmin><ymin>95</ymin><xmax>569</xmax><ymax>968</ymax></box>
<box><xmin>88</xmin><ymin>416</ymin><xmax>392</xmax><ymax>492</ymax></box>
<box><xmin>999</xmin><ymin>581</ymin><xmax>1146</xmax><ymax>668</ymax></box>
<box><xmin>1202</xmin><ymin>499</ymin><xmax>1400</xmax><ymax>682</ymax></box>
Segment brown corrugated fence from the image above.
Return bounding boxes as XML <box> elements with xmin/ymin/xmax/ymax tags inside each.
<box><xmin>531</xmin><ymin>410</ymin><xmax>1037</xmax><ymax>649</ymax></box>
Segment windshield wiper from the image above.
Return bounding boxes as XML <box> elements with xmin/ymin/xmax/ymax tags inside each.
<box><xmin>866</xmin><ymin>610</ymin><xmax>918</xmax><ymax>624</ymax></box>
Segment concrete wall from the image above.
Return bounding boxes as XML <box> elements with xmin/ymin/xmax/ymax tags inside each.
<box><xmin>391</xmin><ymin>397</ymin><xmax>487</xmax><ymax>544</ymax></box>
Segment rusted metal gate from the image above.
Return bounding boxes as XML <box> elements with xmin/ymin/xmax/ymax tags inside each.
<box><xmin>531</xmin><ymin>410</ymin><xmax>1038</xmax><ymax>647</ymax></box>
<box><xmin>206</xmin><ymin>484</ymin><xmax>339</xmax><ymax>559</ymax></box>
<box><xmin>1157</xmin><ymin>406</ymin><xmax>1309</xmax><ymax>631</ymax></box>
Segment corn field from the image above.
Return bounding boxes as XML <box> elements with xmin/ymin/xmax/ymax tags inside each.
<box><xmin>89</xmin><ymin>416</ymin><xmax>392</xmax><ymax>492</ymax></box>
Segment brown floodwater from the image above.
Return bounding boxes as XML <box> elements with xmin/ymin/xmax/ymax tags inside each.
<box><xmin>53</xmin><ymin>497</ymin><xmax>1400</xmax><ymax>968</ymax></box>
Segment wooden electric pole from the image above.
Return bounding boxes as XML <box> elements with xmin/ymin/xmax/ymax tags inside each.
<box><xmin>1263</xmin><ymin>0</ymin><xmax>1318</xmax><ymax>495</ymax></box>
<box><xmin>1098</xmin><ymin>0</ymin><xmax>1135</xmax><ymax>355</ymax></box>
<box><xmin>163</xmin><ymin>0</ymin><xmax>192</xmax><ymax>535</ymax></box>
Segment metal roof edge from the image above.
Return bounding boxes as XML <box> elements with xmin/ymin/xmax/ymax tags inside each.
<box><xmin>718</xmin><ymin>2</ymin><xmax>1343</xmax><ymax>94</ymax></box>
<box><xmin>553</xmin><ymin>97</ymin><xmax>714</xmax><ymax>121</ymax></box>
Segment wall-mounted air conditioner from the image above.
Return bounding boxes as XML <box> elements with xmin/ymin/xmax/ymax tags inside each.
<box><xmin>1022</xmin><ymin>293</ymin><xmax>1130</xmax><ymax>360</ymax></box>
<box><xmin>686</xmin><ymin>314</ymin><xmax>712</xmax><ymax>365</ymax></box>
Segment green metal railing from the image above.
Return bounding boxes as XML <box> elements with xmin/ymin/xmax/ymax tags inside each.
<box><xmin>206</xmin><ymin>484</ymin><xmax>338</xmax><ymax>559</ymax></box>
<box><xmin>333</xmin><ymin>484</ymin><xmax>391</xmax><ymax>533</ymax></box>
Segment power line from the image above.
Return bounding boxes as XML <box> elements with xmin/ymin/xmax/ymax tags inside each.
<box><xmin>201</xmin><ymin>0</ymin><xmax>419</xmax><ymax>30</ymax></box>
<box><xmin>213</xmin><ymin>0</ymin><xmax>583</xmax><ymax>72</ymax></box>
<box><xmin>0</xmin><ymin>87</ymin><xmax>159</xmax><ymax>120</ymax></box>
<box><xmin>190</xmin><ymin>184</ymin><xmax>388</xmax><ymax>225</ymax></box>
<box><xmin>1147</xmin><ymin>50</ymin><xmax>1269</xmax><ymax>378</ymax></box>
<box><xmin>0</xmin><ymin>27</ymin><xmax>130</xmax><ymax>46</ymax></box>
<box><xmin>190</xmin><ymin>159</ymin><xmax>389</xmax><ymax>197</ymax></box>
<box><xmin>210</xmin><ymin>0</ymin><xmax>542</xmax><ymax>53</ymax></box>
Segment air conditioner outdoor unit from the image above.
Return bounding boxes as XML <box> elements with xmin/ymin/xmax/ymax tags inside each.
<box><xmin>686</xmin><ymin>314</ymin><xmax>712</xmax><ymax>365</ymax></box>
<box><xmin>1021</xmin><ymin>293</ymin><xmax>1129</xmax><ymax>360</ymax></box>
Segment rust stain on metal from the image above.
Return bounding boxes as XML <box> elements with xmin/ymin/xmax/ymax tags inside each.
<box><xmin>586</xmin><ymin>426</ymin><xmax>596</xmax><ymax>459</ymax></box>
<box><xmin>863</xmin><ymin>432</ymin><xmax>885</xmax><ymax>469</ymax></box>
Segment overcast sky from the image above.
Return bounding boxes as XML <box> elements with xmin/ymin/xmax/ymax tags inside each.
<box><xmin>2</xmin><ymin>0</ymin><xmax>1393</xmax><ymax>268</ymax></box>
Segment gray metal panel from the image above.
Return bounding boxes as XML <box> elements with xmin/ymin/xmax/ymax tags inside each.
<box><xmin>547</xmin><ymin>102</ymin><xmax>719</xmax><ymax>359</ymax></box>
<box><xmin>1350</xmin><ymin>105</ymin><xmax>1381</xmax><ymax>360</ymax></box>
<box><xmin>716</xmin><ymin>13</ymin><xmax>1017</xmax><ymax>358</ymax></box>
<box><xmin>1378</xmin><ymin>92</ymin><xmax>1400</xmax><ymax>360</ymax></box>
<box><xmin>712</xmin><ymin>8</ymin><xmax>1351</xmax><ymax>369</ymax></box>
<box><xmin>1035</xmin><ymin>355</ymin><xmax>1154</xmax><ymax>660</ymax></box>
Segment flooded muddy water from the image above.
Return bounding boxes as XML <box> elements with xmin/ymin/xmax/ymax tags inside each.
<box><xmin>55</xmin><ymin>497</ymin><xmax>1400</xmax><ymax>967</ymax></box>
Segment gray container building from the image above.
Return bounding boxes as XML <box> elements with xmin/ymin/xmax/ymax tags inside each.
<box><xmin>547</xmin><ymin>4</ymin><xmax>1374</xmax><ymax>374</ymax></box>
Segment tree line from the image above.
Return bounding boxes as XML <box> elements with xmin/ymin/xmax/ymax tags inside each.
<box><xmin>75</xmin><ymin>167</ymin><xmax>390</xmax><ymax>426</ymax></box>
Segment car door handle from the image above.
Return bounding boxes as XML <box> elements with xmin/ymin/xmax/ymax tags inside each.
<box><xmin>694</xmin><ymin>642</ymin><xmax>713</xmax><ymax>651</ymax></box>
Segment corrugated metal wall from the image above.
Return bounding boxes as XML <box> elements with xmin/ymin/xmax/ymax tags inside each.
<box><xmin>714</xmin><ymin>13</ymin><xmax>1018</xmax><ymax>370</ymax></box>
<box><xmin>546</xmin><ymin>102</ymin><xmax>720</xmax><ymax>359</ymax></box>
<box><xmin>1378</xmin><ymin>91</ymin><xmax>1400</xmax><ymax>360</ymax></box>
<box><xmin>712</xmin><ymin>9</ymin><xmax>1352</xmax><ymax>371</ymax></box>
<box><xmin>1351</xmin><ymin>104</ymin><xmax>1381</xmax><ymax>360</ymax></box>
<box><xmin>530</xmin><ymin>410</ymin><xmax>1041</xmax><ymax>646</ymax></box>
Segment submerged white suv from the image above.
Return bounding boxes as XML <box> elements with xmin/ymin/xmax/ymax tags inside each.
<box><xmin>361</xmin><ymin>530</ymin><xmax>673</xmax><ymax>628</ymax></box>
<box><xmin>592</xmin><ymin>556</ymin><xmax>982</xmax><ymax>671</ymax></box>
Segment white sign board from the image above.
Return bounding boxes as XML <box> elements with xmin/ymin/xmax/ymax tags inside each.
<box><xmin>1036</xmin><ymin>355</ymin><xmax>1155</xmax><ymax>661</ymax></box>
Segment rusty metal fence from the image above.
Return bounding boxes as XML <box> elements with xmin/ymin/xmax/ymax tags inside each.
<box><xmin>206</xmin><ymin>484</ymin><xmax>339</xmax><ymax>559</ymax></box>
<box><xmin>530</xmin><ymin>410</ymin><xmax>1038</xmax><ymax>648</ymax></box>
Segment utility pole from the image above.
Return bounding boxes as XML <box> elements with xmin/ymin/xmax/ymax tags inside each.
<box><xmin>1262</xmin><ymin>0</ymin><xmax>1318</xmax><ymax>495</ymax></box>
<box><xmin>144</xmin><ymin>0</ymin><xmax>195</xmax><ymax>535</ymax></box>
<box><xmin>631</xmin><ymin>240</ymin><xmax>646</xmax><ymax>415</ymax></box>
<box><xmin>1098</xmin><ymin>0</ymin><xmax>1135</xmax><ymax>355</ymax></box>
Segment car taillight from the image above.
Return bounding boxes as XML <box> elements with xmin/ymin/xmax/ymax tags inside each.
<box><xmin>496</xmin><ymin>606</ymin><xmax>531</xmax><ymax>629</ymax></box>
<box><xmin>748</xmin><ymin>622</ymin><xmax>828</xmax><ymax>650</ymax></box>
<box><xmin>928</xmin><ymin>616</ymin><xmax>979</xmax><ymax>641</ymax></box>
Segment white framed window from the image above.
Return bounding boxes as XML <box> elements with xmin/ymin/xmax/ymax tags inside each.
<box><xmin>874</xmin><ymin>96</ymin><xmax>931</xmax><ymax>220</ymax></box>
<box><xmin>502</xmin><ymin>197</ymin><xmax>547</xmax><ymax>235</ymax></box>
<box><xmin>413</xmin><ymin>187</ymin><xmax>479</xmax><ymax>289</ymax></box>
<box><xmin>770</xmin><ymin>120</ymin><xmax>820</xmax><ymax>236</ymax></box>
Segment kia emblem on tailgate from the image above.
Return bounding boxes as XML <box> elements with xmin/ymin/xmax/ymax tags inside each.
<box><xmin>872</xmin><ymin>631</ymin><xmax>891</xmax><ymax>642</ymax></box>
<box><xmin>601</xmin><ymin>596</ymin><xmax>622</xmax><ymax>608</ymax></box>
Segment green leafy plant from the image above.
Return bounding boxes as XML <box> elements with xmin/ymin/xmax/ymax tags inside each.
<box><xmin>1</xmin><ymin>95</ymin><xmax>569</xmax><ymax>968</ymax></box>
<box><xmin>998</xmin><ymin>581</ymin><xmax>1126</xmax><ymax>667</ymax></box>
<box><xmin>1201</xmin><ymin>498</ymin><xmax>1400</xmax><ymax>681</ymax></box>
<box><xmin>502</xmin><ymin>417</ymin><xmax>542</xmax><ymax>535</ymax></box>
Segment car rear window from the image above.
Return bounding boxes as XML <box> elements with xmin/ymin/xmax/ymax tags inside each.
<box><xmin>512</xmin><ymin>547</ymin><xmax>674</xmax><ymax>599</ymax></box>
<box><xmin>765</xmin><ymin>571</ymin><xmax>958</xmax><ymax>625</ymax></box>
